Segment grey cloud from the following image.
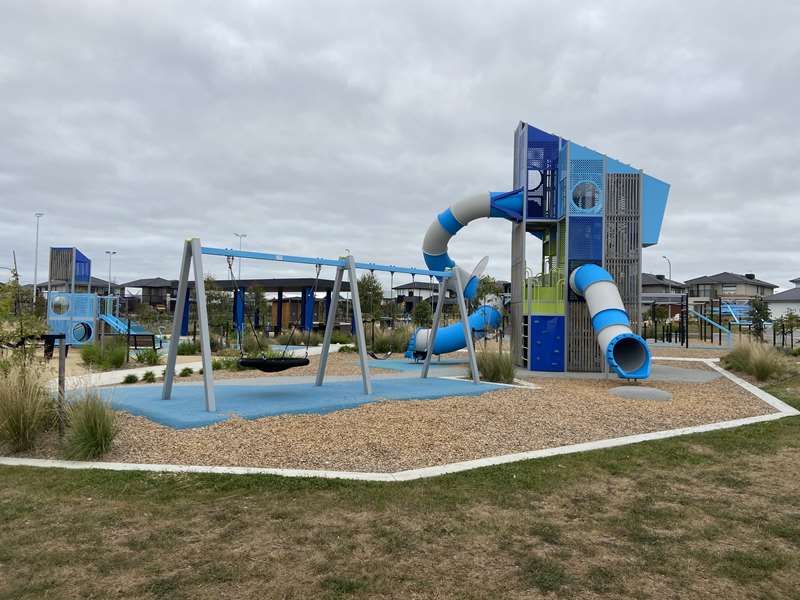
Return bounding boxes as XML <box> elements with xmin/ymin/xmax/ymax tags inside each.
<box><xmin>1</xmin><ymin>1</ymin><xmax>798</xmax><ymax>291</ymax></box>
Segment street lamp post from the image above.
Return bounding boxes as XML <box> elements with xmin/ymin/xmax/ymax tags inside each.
<box><xmin>33</xmin><ymin>212</ymin><xmax>44</xmax><ymax>300</ymax></box>
<box><xmin>233</xmin><ymin>233</ymin><xmax>247</xmax><ymax>281</ymax></box>
<box><xmin>662</xmin><ymin>255</ymin><xmax>672</xmax><ymax>294</ymax></box>
<box><xmin>105</xmin><ymin>251</ymin><xmax>117</xmax><ymax>295</ymax></box>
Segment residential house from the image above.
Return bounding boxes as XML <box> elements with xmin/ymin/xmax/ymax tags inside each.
<box><xmin>766</xmin><ymin>277</ymin><xmax>800</xmax><ymax>320</ymax></box>
<box><xmin>122</xmin><ymin>277</ymin><xmax>174</xmax><ymax>311</ymax></box>
<box><xmin>641</xmin><ymin>273</ymin><xmax>686</xmax><ymax>295</ymax></box>
<box><xmin>684</xmin><ymin>272</ymin><xmax>777</xmax><ymax>307</ymax></box>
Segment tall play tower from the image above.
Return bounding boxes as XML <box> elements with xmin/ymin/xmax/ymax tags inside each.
<box><xmin>510</xmin><ymin>122</ymin><xmax>670</xmax><ymax>375</ymax></box>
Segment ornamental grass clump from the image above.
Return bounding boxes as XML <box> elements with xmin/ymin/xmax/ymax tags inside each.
<box><xmin>64</xmin><ymin>391</ymin><xmax>117</xmax><ymax>460</ymax></box>
<box><xmin>0</xmin><ymin>367</ymin><xmax>54</xmax><ymax>452</ymax></box>
<box><xmin>722</xmin><ymin>340</ymin><xmax>793</xmax><ymax>381</ymax></box>
<box><xmin>468</xmin><ymin>350</ymin><xmax>515</xmax><ymax>384</ymax></box>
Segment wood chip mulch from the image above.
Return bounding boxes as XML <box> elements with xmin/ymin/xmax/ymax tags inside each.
<box><xmin>99</xmin><ymin>372</ymin><xmax>776</xmax><ymax>473</ymax></box>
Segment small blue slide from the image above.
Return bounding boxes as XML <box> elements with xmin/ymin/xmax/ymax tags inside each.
<box><xmin>99</xmin><ymin>313</ymin><xmax>150</xmax><ymax>335</ymax></box>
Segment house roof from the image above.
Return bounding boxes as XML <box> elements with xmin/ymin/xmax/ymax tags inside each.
<box><xmin>122</xmin><ymin>277</ymin><xmax>173</xmax><ymax>288</ymax></box>
<box><xmin>766</xmin><ymin>287</ymin><xmax>800</xmax><ymax>302</ymax></box>
<box><xmin>29</xmin><ymin>277</ymin><xmax>123</xmax><ymax>290</ymax></box>
<box><xmin>394</xmin><ymin>282</ymin><xmax>438</xmax><ymax>291</ymax></box>
<box><xmin>684</xmin><ymin>272</ymin><xmax>777</xmax><ymax>288</ymax></box>
<box><xmin>185</xmin><ymin>278</ymin><xmax>351</xmax><ymax>293</ymax></box>
<box><xmin>641</xmin><ymin>272</ymin><xmax>686</xmax><ymax>289</ymax></box>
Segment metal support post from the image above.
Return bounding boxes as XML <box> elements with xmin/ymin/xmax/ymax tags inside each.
<box><xmin>191</xmin><ymin>238</ymin><xmax>216</xmax><ymax>411</ymax></box>
<box><xmin>421</xmin><ymin>280</ymin><xmax>447</xmax><ymax>379</ymax></box>
<box><xmin>346</xmin><ymin>255</ymin><xmax>372</xmax><ymax>394</ymax></box>
<box><xmin>454</xmin><ymin>269</ymin><xmax>480</xmax><ymax>384</ymax></box>
<box><xmin>163</xmin><ymin>240</ymin><xmax>192</xmax><ymax>400</ymax></box>
<box><xmin>316</xmin><ymin>266</ymin><xmax>344</xmax><ymax>387</ymax></box>
<box><xmin>57</xmin><ymin>338</ymin><xmax>66</xmax><ymax>437</ymax></box>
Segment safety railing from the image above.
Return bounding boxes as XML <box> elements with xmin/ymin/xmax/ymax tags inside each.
<box><xmin>523</xmin><ymin>268</ymin><xmax>565</xmax><ymax>315</ymax></box>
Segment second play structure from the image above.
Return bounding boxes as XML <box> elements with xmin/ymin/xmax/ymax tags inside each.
<box><xmin>409</xmin><ymin>121</ymin><xmax>669</xmax><ymax>379</ymax></box>
<box><xmin>45</xmin><ymin>247</ymin><xmax>155</xmax><ymax>348</ymax></box>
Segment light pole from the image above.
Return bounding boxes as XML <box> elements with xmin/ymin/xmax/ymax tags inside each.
<box><xmin>233</xmin><ymin>233</ymin><xmax>247</xmax><ymax>281</ymax></box>
<box><xmin>33</xmin><ymin>212</ymin><xmax>44</xmax><ymax>300</ymax></box>
<box><xmin>662</xmin><ymin>255</ymin><xmax>672</xmax><ymax>294</ymax></box>
<box><xmin>105</xmin><ymin>251</ymin><xmax>117</xmax><ymax>295</ymax></box>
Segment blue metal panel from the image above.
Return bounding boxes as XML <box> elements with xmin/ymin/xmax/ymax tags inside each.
<box><xmin>489</xmin><ymin>189</ymin><xmax>524</xmax><ymax>220</ymax></box>
<box><xmin>530</xmin><ymin>315</ymin><xmax>564</xmax><ymax>371</ymax></box>
<box><xmin>569</xmin><ymin>143</ymin><xmax>604</xmax><ymax>216</ymax></box>
<box><xmin>180</xmin><ymin>289</ymin><xmax>190</xmax><ymax>336</ymax></box>
<box><xmin>233</xmin><ymin>288</ymin><xmax>245</xmax><ymax>334</ymax></box>
<box><xmin>642</xmin><ymin>174</ymin><xmax>670</xmax><ymax>247</ymax></box>
<box><xmin>301</xmin><ymin>287</ymin><xmax>314</xmax><ymax>331</ymax></box>
<box><xmin>606</xmin><ymin>157</ymin><xmax>638</xmax><ymax>174</ymax></box>
<box><xmin>568</xmin><ymin>216</ymin><xmax>603</xmax><ymax>260</ymax></box>
<box><xmin>525</xmin><ymin>123</ymin><xmax>561</xmax><ymax>219</ymax></box>
<box><xmin>47</xmin><ymin>292</ymin><xmax>97</xmax><ymax>346</ymax></box>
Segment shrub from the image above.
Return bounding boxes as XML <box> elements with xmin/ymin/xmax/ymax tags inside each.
<box><xmin>141</xmin><ymin>370</ymin><xmax>156</xmax><ymax>383</ymax></box>
<box><xmin>369</xmin><ymin>326</ymin><xmax>411</xmax><ymax>353</ymax></box>
<box><xmin>331</xmin><ymin>331</ymin><xmax>353</xmax><ymax>345</ymax></box>
<box><xmin>722</xmin><ymin>341</ymin><xmax>793</xmax><ymax>381</ymax></box>
<box><xmin>338</xmin><ymin>345</ymin><xmax>357</xmax><ymax>353</ymax></box>
<box><xmin>468</xmin><ymin>350</ymin><xmax>515</xmax><ymax>384</ymax></box>
<box><xmin>134</xmin><ymin>348</ymin><xmax>161</xmax><ymax>366</ymax></box>
<box><xmin>64</xmin><ymin>391</ymin><xmax>117</xmax><ymax>459</ymax></box>
<box><xmin>276</xmin><ymin>329</ymin><xmax>322</xmax><ymax>347</ymax></box>
<box><xmin>122</xmin><ymin>374</ymin><xmax>139</xmax><ymax>384</ymax></box>
<box><xmin>179</xmin><ymin>367</ymin><xmax>194</xmax><ymax>377</ymax></box>
<box><xmin>242</xmin><ymin>333</ymin><xmax>272</xmax><ymax>354</ymax></box>
<box><xmin>209</xmin><ymin>335</ymin><xmax>223</xmax><ymax>353</ymax></box>
<box><xmin>80</xmin><ymin>341</ymin><xmax>127</xmax><ymax>370</ymax></box>
<box><xmin>0</xmin><ymin>368</ymin><xmax>54</xmax><ymax>452</ymax></box>
<box><xmin>211</xmin><ymin>357</ymin><xmax>255</xmax><ymax>371</ymax></box>
<box><xmin>177</xmin><ymin>340</ymin><xmax>201</xmax><ymax>355</ymax></box>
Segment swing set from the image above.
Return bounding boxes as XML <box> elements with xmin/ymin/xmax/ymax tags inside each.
<box><xmin>225</xmin><ymin>255</ymin><xmax>319</xmax><ymax>372</ymax></box>
<box><xmin>162</xmin><ymin>238</ymin><xmax>481</xmax><ymax>412</ymax></box>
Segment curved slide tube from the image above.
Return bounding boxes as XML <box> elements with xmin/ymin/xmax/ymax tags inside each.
<box><xmin>406</xmin><ymin>305</ymin><xmax>501</xmax><ymax>358</ymax></box>
<box><xmin>569</xmin><ymin>264</ymin><xmax>651</xmax><ymax>379</ymax></box>
<box><xmin>408</xmin><ymin>189</ymin><xmax>522</xmax><ymax>358</ymax></box>
<box><xmin>422</xmin><ymin>189</ymin><xmax>524</xmax><ymax>299</ymax></box>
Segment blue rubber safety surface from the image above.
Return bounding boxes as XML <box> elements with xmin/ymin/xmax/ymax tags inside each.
<box><xmin>368</xmin><ymin>358</ymin><xmax>467</xmax><ymax>372</ymax></box>
<box><xmin>100</xmin><ymin>377</ymin><xmax>500</xmax><ymax>429</ymax></box>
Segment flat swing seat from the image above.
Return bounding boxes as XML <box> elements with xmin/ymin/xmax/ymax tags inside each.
<box><xmin>238</xmin><ymin>357</ymin><xmax>311</xmax><ymax>373</ymax></box>
<box><xmin>367</xmin><ymin>351</ymin><xmax>392</xmax><ymax>360</ymax></box>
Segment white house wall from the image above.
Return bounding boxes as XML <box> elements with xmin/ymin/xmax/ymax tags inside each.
<box><xmin>767</xmin><ymin>301</ymin><xmax>800</xmax><ymax>319</ymax></box>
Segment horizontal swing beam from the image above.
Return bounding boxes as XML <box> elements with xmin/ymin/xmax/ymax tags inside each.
<box><xmin>201</xmin><ymin>246</ymin><xmax>452</xmax><ymax>278</ymax></box>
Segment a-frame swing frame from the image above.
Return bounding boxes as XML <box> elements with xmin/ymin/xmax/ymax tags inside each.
<box><xmin>162</xmin><ymin>238</ymin><xmax>480</xmax><ymax>413</ymax></box>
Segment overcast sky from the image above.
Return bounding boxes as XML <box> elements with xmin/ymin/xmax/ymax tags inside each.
<box><xmin>1</xmin><ymin>1</ymin><xmax>798</xmax><ymax>291</ymax></box>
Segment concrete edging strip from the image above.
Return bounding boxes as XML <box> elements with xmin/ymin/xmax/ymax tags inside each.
<box><xmin>4</xmin><ymin>360</ymin><xmax>796</xmax><ymax>482</ymax></box>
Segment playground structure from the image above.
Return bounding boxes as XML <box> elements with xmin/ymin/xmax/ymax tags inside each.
<box><xmin>162</xmin><ymin>239</ymin><xmax>483</xmax><ymax>412</ymax></box>
<box><xmin>158</xmin><ymin>121</ymin><xmax>672</xmax><ymax>399</ymax></box>
<box><xmin>409</xmin><ymin>122</ymin><xmax>670</xmax><ymax>379</ymax></box>
<box><xmin>45</xmin><ymin>247</ymin><xmax>156</xmax><ymax>349</ymax></box>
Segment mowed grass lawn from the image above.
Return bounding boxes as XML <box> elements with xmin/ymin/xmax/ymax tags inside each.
<box><xmin>2</xmin><ymin>377</ymin><xmax>800</xmax><ymax>599</ymax></box>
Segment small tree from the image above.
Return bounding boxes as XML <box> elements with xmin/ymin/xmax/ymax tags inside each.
<box><xmin>412</xmin><ymin>299</ymin><xmax>432</xmax><ymax>327</ymax></box>
<box><xmin>357</xmin><ymin>273</ymin><xmax>383</xmax><ymax>321</ymax></box>
<box><xmin>784</xmin><ymin>309</ymin><xmax>799</xmax><ymax>334</ymax></box>
<box><xmin>470</xmin><ymin>275</ymin><xmax>502</xmax><ymax>312</ymax></box>
<box><xmin>0</xmin><ymin>266</ymin><xmax>46</xmax><ymax>368</ymax></box>
<box><xmin>750</xmin><ymin>296</ymin><xmax>771</xmax><ymax>342</ymax></box>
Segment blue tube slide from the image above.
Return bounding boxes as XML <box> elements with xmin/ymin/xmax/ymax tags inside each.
<box><xmin>405</xmin><ymin>305</ymin><xmax>502</xmax><ymax>358</ymax></box>
<box><xmin>406</xmin><ymin>189</ymin><xmax>522</xmax><ymax>358</ymax></box>
<box><xmin>569</xmin><ymin>264</ymin><xmax>651</xmax><ymax>379</ymax></box>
